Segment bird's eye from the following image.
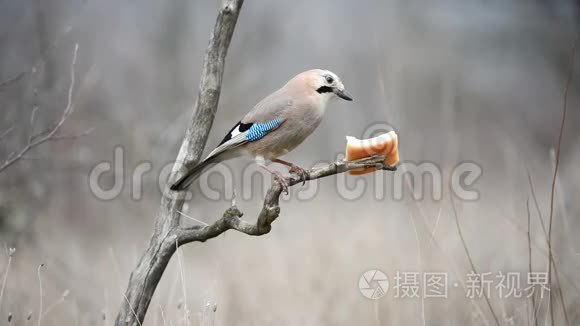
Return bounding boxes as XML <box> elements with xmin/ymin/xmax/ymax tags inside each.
<box><xmin>325</xmin><ymin>75</ymin><xmax>334</xmax><ymax>84</ymax></box>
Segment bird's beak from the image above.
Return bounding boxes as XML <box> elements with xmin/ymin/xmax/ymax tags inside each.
<box><xmin>334</xmin><ymin>88</ymin><xmax>353</xmax><ymax>101</ymax></box>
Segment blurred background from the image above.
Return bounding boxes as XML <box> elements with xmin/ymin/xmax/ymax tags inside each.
<box><xmin>1</xmin><ymin>0</ymin><xmax>580</xmax><ymax>324</ymax></box>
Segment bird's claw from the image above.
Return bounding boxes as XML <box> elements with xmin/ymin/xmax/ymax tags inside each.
<box><xmin>273</xmin><ymin>172</ymin><xmax>290</xmax><ymax>194</ymax></box>
<box><xmin>288</xmin><ymin>165</ymin><xmax>308</xmax><ymax>186</ymax></box>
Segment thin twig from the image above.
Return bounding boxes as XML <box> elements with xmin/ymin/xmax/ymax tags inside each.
<box><xmin>42</xmin><ymin>290</ymin><xmax>69</xmax><ymax>318</ymax></box>
<box><xmin>176</xmin><ymin>209</ymin><xmax>208</xmax><ymax>226</ymax></box>
<box><xmin>109</xmin><ymin>248</ymin><xmax>142</xmax><ymax>326</ymax></box>
<box><xmin>0</xmin><ymin>127</ymin><xmax>13</xmax><ymax>142</ymax></box>
<box><xmin>428</xmin><ymin>204</ymin><xmax>443</xmax><ymax>249</ymax></box>
<box><xmin>402</xmin><ymin>168</ymin><xmax>489</xmax><ymax>325</ymax></box>
<box><xmin>37</xmin><ymin>264</ymin><xmax>45</xmax><ymax>326</ymax></box>
<box><xmin>450</xmin><ymin>195</ymin><xmax>500</xmax><ymax>326</ymax></box>
<box><xmin>527</xmin><ymin>197</ymin><xmax>537</xmax><ymax>326</ymax></box>
<box><xmin>159</xmin><ymin>305</ymin><xmax>168</xmax><ymax>326</ymax></box>
<box><xmin>0</xmin><ymin>248</ymin><xmax>15</xmax><ymax>311</ymax></box>
<box><xmin>175</xmin><ymin>240</ymin><xmax>189</xmax><ymax>326</ymax></box>
<box><xmin>0</xmin><ymin>72</ymin><xmax>26</xmax><ymax>91</ymax></box>
<box><xmin>49</xmin><ymin>127</ymin><xmax>94</xmax><ymax>140</ymax></box>
<box><xmin>30</xmin><ymin>105</ymin><xmax>40</xmax><ymax>127</ymax></box>
<box><xmin>527</xmin><ymin>172</ymin><xmax>571</xmax><ymax>324</ymax></box>
<box><xmin>548</xmin><ymin>36</ymin><xmax>576</xmax><ymax>326</ymax></box>
<box><xmin>409</xmin><ymin>213</ymin><xmax>426</xmax><ymax>326</ymax></box>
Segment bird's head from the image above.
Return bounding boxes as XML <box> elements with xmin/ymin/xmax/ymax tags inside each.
<box><xmin>290</xmin><ymin>69</ymin><xmax>353</xmax><ymax>105</ymax></box>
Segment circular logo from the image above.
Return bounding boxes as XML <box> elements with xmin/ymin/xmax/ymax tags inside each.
<box><xmin>359</xmin><ymin>269</ymin><xmax>389</xmax><ymax>299</ymax></box>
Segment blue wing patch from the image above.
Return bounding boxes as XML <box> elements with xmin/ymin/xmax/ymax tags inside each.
<box><xmin>246</xmin><ymin>118</ymin><xmax>283</xmax><ymax>142</ymax></box>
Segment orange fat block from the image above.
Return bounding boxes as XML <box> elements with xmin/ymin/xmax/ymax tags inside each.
<box><xmin>345</xmin><ymin>131</ymin><xmax>399</xmax><ymax>175</ymax></box>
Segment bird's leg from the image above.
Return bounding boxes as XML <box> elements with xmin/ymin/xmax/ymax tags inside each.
<box><xmin>272</xmin><ymin>158</ymin><xmax>308</xmax><ymax>185</ymax></box>
<box><xmin>258</xmin><ymin>163</ymin><xmax>290</xmax><ymax>195</ymax></box>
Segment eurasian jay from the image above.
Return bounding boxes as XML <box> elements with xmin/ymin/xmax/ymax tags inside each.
<box><xmin>170</xmin><ymin>69</ymin><xmax>353</xmax><ymax>192</ymax></box>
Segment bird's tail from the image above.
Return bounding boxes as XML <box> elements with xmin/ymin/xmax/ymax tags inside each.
<box><xmin>170</xmin><ymin>156</ymin><xmax>219</xmax><ymax>191</ymax></box>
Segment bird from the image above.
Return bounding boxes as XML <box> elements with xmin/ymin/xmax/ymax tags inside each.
<box><xmin>170</xmin><ymin>69</ymin><xmax>353</xmax><ymax>192</ymax></box>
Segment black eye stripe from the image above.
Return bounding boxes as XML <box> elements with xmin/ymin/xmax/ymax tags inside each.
<box><xmin>316</xmin><ymin>86</ymin><xmax>333</xmax><ymax>94</ymax></box>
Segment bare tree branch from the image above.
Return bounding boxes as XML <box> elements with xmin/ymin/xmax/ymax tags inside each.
<box><xmin>115</xmin><ymin>1</ymin><xmax>245</xmax><ymax>325</ymax></box>
<box><xmin>0</xmin><ymin>43</ymin><xmax>80</xmax><ymax>174</ymax></box>
<box><xmin>176</xmin><ymin>156</ymin><xmax>390</xmax><ymax>244</ymax></box>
